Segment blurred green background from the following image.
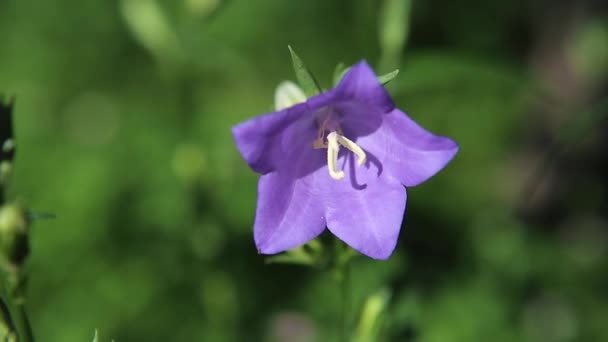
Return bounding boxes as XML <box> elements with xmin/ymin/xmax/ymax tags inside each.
<box><xmin>1</xmin><ymin>0</ymin><xmax>608</xmax><ymax>341</ymax></box>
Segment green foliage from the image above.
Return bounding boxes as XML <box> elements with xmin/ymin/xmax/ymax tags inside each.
<box><xmin>377</xmin><ymin>69</ymin><xmax>400</xmax><ymax>85</ymax></box>
<box><xmin>288</xmin><ymin>45</ymin><xmax>322</xmax><ymax>97</ymax></box>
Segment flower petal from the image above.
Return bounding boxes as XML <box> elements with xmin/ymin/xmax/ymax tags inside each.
<box><xmin>254</xmin><ymin>158</ymin><xmax>326</xmax><ymax>255</ymax></box>
<box><xmin>332</xmin><ymin>61</ymin><xmax>395</xmax><ymax>114</ymax></box>
<box><xmin>232</xmin><ymin>103</ymin><xmax>313</xmax><ymax>174</ymax></box>
<box><xmin>354</xmin><ymin>109</ymin><xmax>459</xmax><ymax>187</ymax></box>
<box><xmin>324</xmin><ymin>179</ymin><xmax>407</xmax><ymax>260</ymax></box>
<box><xmin>233</xmin><ymin>61</ymin><xmax>391</xmax><ymax>174</ymax></box>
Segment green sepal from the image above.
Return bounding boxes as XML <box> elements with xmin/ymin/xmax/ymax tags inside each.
<box><xmin>288</xmin><ymin>45</ymin><xmax>322</xmax><ymax>97</ymax></box>
<box><xmin>377</xmin><ymin>69</ymin><xmax>400</xmax><ymax>85</ymax></box>
<box><xmin>0</xmin><ymin>204</ymin><xmax>29</xmax><ymax>270</ymax></box>
<box><xmin>333</xmin><ymin>65</ymin><xmax>400</xmax><ymax>86</ymax></box>
<box><xmin>265</xmin><ymin>240</ymin><xmax>324</xmax><ymax>267</ymax></box>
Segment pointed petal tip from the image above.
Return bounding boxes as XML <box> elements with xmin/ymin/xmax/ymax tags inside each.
<box><xmin>374</xmin><ymin>109</ymin><xmax>460</xmax><ymax>187</ymax></box>
<box><xmin>328</xmin><ymin>216</ymin><xmax>403</xmax><ymax>260</ymax></box>
<box><xmin>402</xmin><ymin>139</ymin><xmax>459</xmax><ymax>187</ymax></box>
<box><xmin>334</xmin><ymin>60</ymin><xmax>395</xmax><ymax>113</ymax></box>
<box><xmin>256</xmin><ymin>245</ymin><xmax>268</xmax><ymax>255</ymax></box>
<box><xmin>370</xmin><ymin>251</ymin><xmax>394</xmax><ymax>261</ymax></box>
<box><xmin>255</xmin><ymin>240</ymin><xmax>276</xmax><ymax>255</ymax></box>
<box><xmin>254</xmin><ymin>219</ymin><xmax>324</xmax><ymax>256</ymax></box>
<box><xmin>348</xmin><ymin>240</ymin><xmax>397</xmax><ymax>260</ymax></box>
<box><xmin>330</xmin><ymin>234</ymin><xmax>398</xmax><ymax>260</ymax></box>
<box><xmin>439</xmin><ymin>136</ymin><xmax>460</xmax><ymax>167</ymax></box>
<box><xmin>230</xmin><ymin>123</ymin><xmax>245</xmax><ymax>144</ymax></box>
<box><xmin>325</xmin><ymin>184</ymin><xmax>406</xmax><ymax>261</ymax></box>
<box><xmin>350</xmin><ymin>59</ymin><xmax>373</xmax><ymax>70</ymax></box>
<box><xmin>255</xmin><ymin>240</ymin><xmax>296</xmax><ymax>256</ymax></box>
<box><xmin>339</xmin><ymin>60</ymin><xmax>375</xmax><ymax>82</ymax></box>
<box><xmin>231</xmin><ymin>122</ymin><xmax>267</xmax><ymax>173</ymax></box>
<box><xmin>444</xmin><ymin>137</ymin><xmax>460</xmax><ymax>159</ymax></box>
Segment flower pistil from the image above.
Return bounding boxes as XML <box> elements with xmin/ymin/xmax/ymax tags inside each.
<box><xmin>325</xmin><ymin>131</ymin><xmax>367</xmax><ymax>180</ymax></box>
<box><xmin>311</xmin><ymin>110</ymin><xmax>367</xmax><ymax>180</ymax></box>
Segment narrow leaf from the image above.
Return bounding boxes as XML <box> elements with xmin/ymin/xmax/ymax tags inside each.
<box><xmin>377</xmin><ymin>69</ymin><xmax>400</xmax><ymax>85</ymax></box>
<box><xmin>288</xmin><ymin>45</ymin><xmax>322</xmax><ymax>97</ymax></box>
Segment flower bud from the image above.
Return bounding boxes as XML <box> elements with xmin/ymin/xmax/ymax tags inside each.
<box><xmin>0</xmin><ymin>204</ymin><xmax>29</xmax><ymax>269</ymax></box>
<box><xmin>0</xmin><ymin>161</ymin><xmax>11</xmax><ymax>186</ymax></box>
<box><xmin>274</xmin><ymin>81</ymin><xmax>306</xmax><ymax>111</ymax></box>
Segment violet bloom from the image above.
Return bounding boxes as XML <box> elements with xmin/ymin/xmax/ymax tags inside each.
<box><xmin>232</xmin><ymin>62</ymin><xmax>458</xmax><ymax>259</ymax></box>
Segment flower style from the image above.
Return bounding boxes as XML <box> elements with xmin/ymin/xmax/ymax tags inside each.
<box><xmin>232</xmin><ymin>61</ymin><xmax>458</xmax><ymax>259</ymax></box>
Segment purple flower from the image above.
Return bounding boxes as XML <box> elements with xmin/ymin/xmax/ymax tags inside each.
<box><xmin>232</xmin><ymin>61</ymin><xmax>458</xmax><ymax>259</ymax></box>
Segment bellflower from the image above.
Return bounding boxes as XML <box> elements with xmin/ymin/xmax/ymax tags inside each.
<box><xmin>232</xmin><ymin>61</ymin><xmax>458</xmax><ymax>259</ymax></box>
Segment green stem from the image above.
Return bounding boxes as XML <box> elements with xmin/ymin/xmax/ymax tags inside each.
<box><xmin>340</xmin><ymin>260</ymin><xmax>351</xmax><ymax>342</ymax></box>
<box><xmin>0</xmin><ymin>297</ymin><xmax>16</xmax><ymax>340</ymax></box>
<box><xmin>1</xmin><ymin>96</ymin><xmax>31</xmax><ymax>342</ymax></box>
<box><xmin>12</xmin><ymin>303</ymin><xmax>33</xmax><ymax>342</ymax></box>
<box><xmin>334</xmin><ymin>240</ymin><xmax>354</xmax><ymax>342</ymax></box>
<box><xmin>0</xmin><ymin>253</ymin><xmax>35</xmax><ymax>340</ymax></box>
<box><xmin>0</xmin><ymin>279</ymin><xmax>19</xmax><ymax>341</ymax></box>
<box><xmin>0</xmin><ymin>269</ymin><xmax>33</xmax><ymax>342</ymax></box>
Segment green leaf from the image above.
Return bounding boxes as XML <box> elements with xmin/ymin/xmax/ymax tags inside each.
<box><xmin>92</xmin><ymin>330</ymin><xmax>98</xmax><ymax>342</ymax></box>
<box><xmin>288</xmin><ymin>45</ymin><xmax>322</xmax><ymax>97</ymax></box>
<box><xmin>377</xmin><ymin>69</ymin><xmax>400</xmax><ymax>85</ymax></box>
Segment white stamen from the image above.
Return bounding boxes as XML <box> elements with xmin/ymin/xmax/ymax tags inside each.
<box><xmin>337</xmin><ymin>135</ymin><xmax>366</xmax><ymax>166</ymax></box>
<box><xmin>326</xmin><ymin>132</ymin><xmax>345</xmax><ymax>180</ymax></box>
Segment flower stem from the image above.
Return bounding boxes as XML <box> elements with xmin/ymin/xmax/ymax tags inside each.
<box><xmin>0</xmin><ymin>97</ymin><xmax>33</xmax><ymax>342</ymax></box>
<box><xmin>0</xmin><ymin>270</ymin><xmax>34</xmax><ymax>342</ymax></box>
<box><xmin>339</xmin><ymin>259</ymin><xmax>351</xmax><ymax>342</ymax></box>
<box><xmin>334</xmin><ymin>240</ymin><xmax>355</xmax><ymax>342</ymax></box>
<box><xmin>13</xmin><ymin>303</ymin><xmax>33</xmax><ymax>342</ymax></box>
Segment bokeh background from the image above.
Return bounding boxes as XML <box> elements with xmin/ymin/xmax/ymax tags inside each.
<box><xmin>1</xmin><ymin>0</ymin><xmax>608</xmax><ymax>341</ymax></box>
